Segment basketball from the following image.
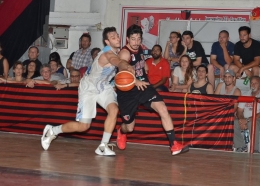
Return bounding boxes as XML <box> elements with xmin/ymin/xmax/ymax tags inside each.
<box><xmin>114</xmin><ymin>71</ymin><xmax>136</xmax><ymax>91</ymax></box>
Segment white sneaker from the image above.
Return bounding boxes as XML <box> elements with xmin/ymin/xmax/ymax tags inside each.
<box><xmin>95</xmin><ymin>143</ymin><xmax>116</xmax><ymax>156</ymax></box>
<box><xmin>41</xmin><ymin>125</ymin><xmax>57</xmax><ymax>150</ymax></box>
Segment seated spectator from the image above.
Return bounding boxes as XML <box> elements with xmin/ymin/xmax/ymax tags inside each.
<box><xmin>48</xmin><ymin>60</ymin><xmax>66</xmax><ymax>79</ymax></box>
<box><xmin>79</xmin><ymin>47</ymin><xmax>101</xmax><ymax>77</ymax></box>
<box><xmin>22</xmin><ymin>60</ymin><xmax>41</xmax><ymax>79</ymax></box>
<box><xmin>49</xmin><ymin>52</ymin><xmax>68</xmax><ymax>78</ymax></box>
<box><xmin>26</xmin><ymin>64</ymin><xmax>65</xmax><ymax>88</ymax></box>
<box><xmin>0</xmin><ymin>42</ymin><xmax>9</xmax><ymax>79</ymax></box>
<box><xmin>210</xmin><ymin>30</ymin><xmax>234</xmax><ymax>79</ymax></box>
<box><xmin>229</xmin><ymin>26</ymin><xmax>260</xmax><ymax>78</ymax></box>
<box><xmin>188</xmin><ymin>65</ymin><xmax>214</xmax><ymax>94</ymax></box>
<box><xmin>182</xmin><ymin>31</ymin><xmax>215</xmax><ymax>89</ymax></box>
<box><xmin>22</xmin><ymin>46</ymin><xmax>42</xmax><ymax>74</ymax></box>
<box><xmin>169</xmin><ymin>55</ymin><xmax>193</xmax><ymax>93</ymax></box>
<box><xmin>214</xmin><ymin>69</ymin><xmax>241</xmax><ymax>111</ymax></box>
<box><xmin>53</xmin><ymin>69</ymin><xmax>81</xmax><ymax>90</ymax></box>
<box><xmin>0</xmin><ymin>61</ymin><xmax>24</xmax><ymax>83</ymax></box>
<box><xmin>163</xmin><ymin>31</ymin><xmax>186</xmax><ymax>70</ymax></box>
<box><xmin>146</xmin><ymin>44</ymin><xmax>170</xmax><ymax>92</ymax></box>
<box><xmin>234</xmin><ymin>76</ymin><xmax>260</xmax><ymax>153</ymax></box>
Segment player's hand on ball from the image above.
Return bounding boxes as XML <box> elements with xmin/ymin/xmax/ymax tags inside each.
<box><xmin>135</xmin><ymin>79</ymin><xmax>149</xmax><ymax>91</ymax></box>
<box><xmin>127</xmin><ymin>65</ymin><xmax>135</xmax><ymax>75</ymax></box>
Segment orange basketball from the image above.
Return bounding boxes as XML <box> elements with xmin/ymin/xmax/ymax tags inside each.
<box><xmin>114</xmin><ymin>71</ymin><xmax>136</xmax><ymax>91</ymax></box>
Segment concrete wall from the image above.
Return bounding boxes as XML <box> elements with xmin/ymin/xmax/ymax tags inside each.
<box><xmin>48</xmin><ymin>0</ymin><xmax>259</xmax><ymax>68</ymax></box>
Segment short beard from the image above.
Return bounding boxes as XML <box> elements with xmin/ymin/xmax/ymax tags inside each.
<box><xmin>152</xmin><ymin>55</ymin><xmax>161</xmax><ymax>60</ymax></box>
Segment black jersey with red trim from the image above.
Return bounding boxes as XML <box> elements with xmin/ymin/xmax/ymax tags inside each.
<box><xmin>122</xmin><ymin>45</ymin><xmax>148</xmax><ymax>82</ymax></box>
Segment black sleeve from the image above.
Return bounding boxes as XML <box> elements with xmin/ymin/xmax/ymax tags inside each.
<box><xmin>69</xmin><ymin>52</ymin><xmax>75</xmax><ymax>60</ymax></box>
<box><xmin>194</xmin><ymin>41</ymin><xmax>204</xmax><ymax>58</ymax></box>
<box><xmin>234</xmin><ymin>42</ymin><xmax>241</xmax><ymax>56</ymax></box>
<box><xmin>253</xmin><ymin>41</ymin><xmax>260</xmax><ymax>57</ymax></box>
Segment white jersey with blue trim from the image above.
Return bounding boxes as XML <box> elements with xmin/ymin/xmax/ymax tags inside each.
<box><xmin>80</xmin><ymin>49</ymin><xmax>116</xmax><ymax>93</ymax></box>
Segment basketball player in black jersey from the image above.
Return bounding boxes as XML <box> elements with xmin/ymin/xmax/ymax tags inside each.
<box><xmin>116</xmin><ymin>24</ymin><xmax>189</xmax><ymax>155</ymax></box>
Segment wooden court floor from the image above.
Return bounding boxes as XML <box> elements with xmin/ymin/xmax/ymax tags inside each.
<box><xmin>0</xmin><ymin>132</ymin><xmax>260</xmax><ymax>186</ymax></box>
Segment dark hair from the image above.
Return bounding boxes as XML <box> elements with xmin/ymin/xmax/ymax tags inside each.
<box><xmin>13</xmin><ymin>61</ymin><xmax>23</xmax><ymax>70</ymax></box>
<box><xmin>182</xmin><ymin>30</ymin><xmax>194</xmax><ymax>38</ymax></box>
<box><xmin>170</xmin><ymin>31</ymin><xmax>183</xmax><ymax>55</ymax></box>
<box><xmin>48</xmin><ymin>60</ymin><xmax>58</xmax><ymax>66</ymax></box>
<box><xmin>80</xmin><ymin>33</ymin><xmax>91</xmax><ymax>42</ymax></box>
<box><xmin>219</xmin><ymin>30</ymin><xmax>229</xmax><ymax>37</ymax></box>
<box><xmin>126</xmin><ymin>24</ymin><xmax>143</xmax><ymax>38</ymax></box>
<box><xmin>49</xmin><ymin>52</ymin><xmax>63</xmax><ymax>67</ymax></box>
<box><xmin>91</xmin><ymin>47</ymin><xmax>101</xmax><ymax>56</ymax></box>
<box><xmin>22</xmin><ymin>60</ymin><xmax>40</xmax><ymax>79</ymax></box>
<box><xmin>28</xmin><ymin>46</ymin><xmax>39</xmax><ymax>53</ymax></box>
<box><xmin>196</xmin><ymin>64</ymin><xmax>208</xmax><ymax>74</ymax></box>
<box><xmin>250</xmin><ymin>76</ymin><xmax>260</xmax><ymax>82</ymax></box>
<box><xmin>152</xmin><ymin>44</ymin><xmax>162</xmax><ymax>52</ymax></box>
<box><xmin>179</xmin><ymin>55</ymin><xmax>193</xmax><ymax>84</ymax></box>
<box><xmin>102</xmin><ymin>27</ymin><xmax>117</xmax><ymax>46</ymax></box>
<box><xmin>239</xmin><ymin>26</ymin><xmax>251</xmax><ymax>34</ymax></box>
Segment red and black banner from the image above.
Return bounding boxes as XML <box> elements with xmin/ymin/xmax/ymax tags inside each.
<box><xmin>0</xmin><ymin>84</ymin><xmax>236</xmax><ymax>151</ymax></box>
<box><xmin>0</xmin><ymin>0</ymin><xmax>50</xmax><ymax>67</ymax></box>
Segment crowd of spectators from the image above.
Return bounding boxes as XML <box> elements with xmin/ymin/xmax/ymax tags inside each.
<box><xmin>0</xmin><ymin>26</ymin><xmax>260</xmax><ymax>153</ymax></box>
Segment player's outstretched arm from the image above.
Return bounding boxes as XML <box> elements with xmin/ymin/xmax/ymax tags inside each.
<box><xmin>105</xmin><ymin>51</ymin><xmax>135</xmax><ymax>74</ymax></box>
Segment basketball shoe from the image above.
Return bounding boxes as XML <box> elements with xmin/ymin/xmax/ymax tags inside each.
<box><xmin>41</xmin><ymin>125</ymin><xmax>57</xmax><ymax>150</ymax></box>
<box><xmin>171</xmin><ymin>141</ymin><xmax>189</xmax><ymax>155</ymax></box>
<box><xmin>117</xmin><ymin>127</ymin><xmax>127</xmax><ymax>150</ymax></box>
<box><xmin>95</xmin><ymin>143</ymin><xmax>116</xmax><ymax>156</ymax></box>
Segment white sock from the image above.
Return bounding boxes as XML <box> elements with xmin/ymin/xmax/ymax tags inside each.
<box><xmin>52</xmin><ymin>125</ymin><xmax>63</xmax><ymax>135</ymax></box>
<box><xmin>101</xmin><ymin>132</ymin><xmax>112</xmax><ymax>144</ymax></box>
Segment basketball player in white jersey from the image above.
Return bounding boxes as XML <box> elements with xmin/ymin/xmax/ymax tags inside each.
<box><xmin>41</xmin><ymin>27</ymin><xmax>134</xmax><ymax>156</ymax></box>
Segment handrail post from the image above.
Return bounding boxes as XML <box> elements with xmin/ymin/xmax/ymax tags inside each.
<box><xmin>249</xmin><ymin>98</ymin><xmax>257</xmax><ymax>154</ymax></box>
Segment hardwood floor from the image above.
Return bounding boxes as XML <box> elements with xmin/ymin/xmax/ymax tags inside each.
<box><xmin>0</xmin><ymin>132</ymin><xmax>259</xmax><ymax>186</ymax></box>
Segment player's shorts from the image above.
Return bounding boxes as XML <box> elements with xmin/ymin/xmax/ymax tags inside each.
<box><xmin>117</xmin><ymin>85</ymin><xmax>163</xmax><ymax>124</ymax></box>
<box><xmin>76</xmin><ymin>84</ymin><xmax>117</xmax><ymax>124</ymax></box>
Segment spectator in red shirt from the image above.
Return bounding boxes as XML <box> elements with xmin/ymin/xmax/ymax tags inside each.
<box><xmin>145</xmin><ymin>44</ymin><xmax>170</xmax><ymax>92</ymax></box>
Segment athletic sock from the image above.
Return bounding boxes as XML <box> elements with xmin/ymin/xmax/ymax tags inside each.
<box><xmin>52</xmin><ymin>125</ymin><xmax>63</xmax><ymax>135</ymax></box>
<box><xmin>101</xmin><ymin>132</ymin><xmax>112</xmax><ymax>144</ymax></box>
<box><xmin>166</xmin><ymin>129</ymin><xmax>175</xmax><ymax>147</ymax></box>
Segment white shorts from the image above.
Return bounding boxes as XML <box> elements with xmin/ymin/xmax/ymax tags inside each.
<box><xmin>76</xmin><ymin>83</ymin><xmax>117</xmax><ymax>124</ymax></box>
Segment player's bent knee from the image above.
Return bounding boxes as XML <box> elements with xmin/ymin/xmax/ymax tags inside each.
<box><xmin>78</xmin><ymin>122</ymin><xmax>90</xmax><ymax>132</ymax></box>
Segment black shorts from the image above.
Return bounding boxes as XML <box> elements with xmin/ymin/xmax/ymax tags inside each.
<box><xmin>117</xmin><ymin>85</ymin><xmax>163</xmax><ymax>124</ymax></box>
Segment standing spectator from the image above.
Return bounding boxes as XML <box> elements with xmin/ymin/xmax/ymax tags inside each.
<box><xmin>229</xmin><ymin>26</ymin><xmax>260</xmax><ymax>78</ymax></box>
<box><xmin>182</xmin><ymin>31</ymin><xmax>215</xmax><ymax>89</ymax></box>
<box><xmin>189</xmin><ymin>65</ymin><xmax>214</xmax><ymax>94</ymax></box>
<box><xmin>163</xmin><ymin>31</ymin><xmax>186</xmax><ymax>70</ymax></box>
<box><xmin>210</xmin><ymin>30</ymin><xmax>235</xmax><ymax>79</ymax></box>
<box><xmin>22</xmin><ymin>46</ymin><xmax>42</xmax><ymax>74</ymax></box>
<box><xmin>214</xmin><ymin>69</ymin><xmax>241</xmax><ymax>111</ymax></box>
<box><xmin>170</xmin><ymin>55</ymin><xmax>193</xmax><ymax>93</ymax></box>
<box><xmin>234</xmin><ymin>76</ymin><xmax>260</xmax><ymax>152</ymax></box>
<box><xmin>67</xmin><ymin>33</ymin><xmax>92</xmax><ymax>71</ymax></box>
<box><xmin>49</xmin><ymin>52</ymin><xmax>68</xmax><ymax>78</ymax></box>
<box><xmin>0</xmin><ymin>61</ymin><xmax>24</xmax><ymax>83</ymax></box>
<box><xmin>79</xmin><ymin>47</ymin><xmax>101</xmax><ymax>77</ymax></box>
<box><xmin>146</xmin><ymin>44</ymin><xmax>170</xmax><ymax>92</ymax></box>
<box><xmin>22</xmin><ymin>60</ymin><xmax>40</xmax><ymax>79</ymax></box>
<box><xmin>0</xmin><ymin>42</ymin><xmax>9</xmax><ymax>79</ymax></box>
